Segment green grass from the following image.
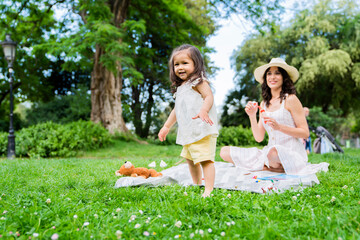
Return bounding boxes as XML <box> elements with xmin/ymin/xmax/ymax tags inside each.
<box><xmin>0</xmin><ymin>140</ymin><xmax>359</xmax><ymax>239</ymax></box>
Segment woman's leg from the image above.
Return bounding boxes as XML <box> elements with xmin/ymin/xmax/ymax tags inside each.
<box><xmin>186</xmin><ymin>159</ymin><xmax>202</xmax><ymax>185</ymax></box>
<box><xmin>264</xmin><ymin>148</ymin><xmax>285</xmax><ymax>173</ymax></box>
<box><xmin>200</xmin><ymin>160</ymin><xmax>215</xmax><ymax>197</ymax></box>
<box><xmin>219</xmin><ymin>146</ymin><xmax>234</xmax><ymax>164</ymax></box>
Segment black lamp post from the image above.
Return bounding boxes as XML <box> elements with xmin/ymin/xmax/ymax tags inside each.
<box><xmin>1</xmin><ymin>34</ymin><xmax>17</xmax><ymax>158</ymax></box>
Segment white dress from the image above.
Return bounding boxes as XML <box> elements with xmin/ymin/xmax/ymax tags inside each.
<box><xmin>230</xmin><ymin>99</ymin><xmax>308</xmax><ymax>175</ymax></box>
<box><xmin>174</xmin><ymin>78</ymin><xmax>219</xmax><ymax>146</ymax></box>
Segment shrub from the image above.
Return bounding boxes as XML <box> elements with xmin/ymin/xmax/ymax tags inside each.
<box><xmin>217</xmin><ymin>125</ymin><xmax>268</xmax><ymax>147</ymax></box>
<box><xmin>0</xmin><ymin>121</ymin><xmax>112</xmax><ymax>158</ymax></box>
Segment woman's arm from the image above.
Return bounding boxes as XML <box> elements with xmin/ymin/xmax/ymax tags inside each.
<box><xmin>158</xmin><ymin>109</ymin><xmax>177</xmax><ymax>141</ymax></box>
<box><xmin>192</xmin><ymin>81</ymin><xmax>214</xmax><ymax>125</ymax></box>
<box><xmin>245</xmin><ymin>101</ymin><xmax>266</xmax><ymax>142</ymax></box>
<box><xmin>264</xmin><ymin>95</ymin><xmax>309</xmax><ymax>139</ymax></box>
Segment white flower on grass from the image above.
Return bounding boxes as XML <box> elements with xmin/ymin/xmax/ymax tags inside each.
<box><xmin>292</xmin><ymin>209</ymin><xmax>296</xmax><ymax>212</ymax></box>
<box><xmin>190</xmin><ymin>233</ymin><xmax>195</xmax><ymax>238</ymax></box>
<box><xmin>340</xmin><ymin>193</ymin><xmax>344</xmax><ymax>197</ymax></box>
<box><xmin>146</xmin><ymin>220</ymin><xmax>150</xmax><ymax>224</ymax></box>
<box><xmin>292</xmin><ymin>196</ymin><xmax>297</xmax><ymax>200</ymax></box>
<box><xmin>221</xmin><ymin>232</ymin><xmax>225</xmax><ymax>236</ymax></box>
<box><xmin>73</xmin><ymin>215</ymin><xmax>78</xmax><ymax>219</ymax></box>
<box><xmin>184</xmin><ymin>192</ymin><xmax>188</xmax><ymax>196</ymax></box>
<box><xmin>189</xmin><ymin>225</ymin><xmax>192</xmax><ymax>228</ymax></box>
<box><xmin>134</xmin><ymin>223</ymin><xmax>141</xmax><ymax>229</ymax></box>
<box><xmin>227</xmin><ymin>194</ymin><xmax>231</xmax><ymax>198</ymax></box>
<box><xmin>94</xmin><ymin>214</ymin><xmax>98</xmax><ymax>218</ymax></box>
<box><xmin>342</xmin><ymin>185</ymin><xmax>348</xmax><ymax>189</ymax></box>
<box><xmin>143</xmin><ymin>231</ymin><xmax>150</xmax><ymax>236</ymax></box>
<box><xmin>113</xmin><ymin>216</ymin><xmax>117</xmax><ymax>219</ymax></box>
<box><xmin>297</xmin><ymin>193</ymin><xmax>300</xmax><ymax>196</ymax></box>
<box><xmin>331</xmin><ymin>196</ymin><xmax>336</xmax><ymax>202</ymax></box>
<box><xmin>0</xmin><ymin>217</ymin><xmax>6</xmax><ymax>220</ymax></box>
<box><xmin>33</xmin><ymin>233</ymin><xmax>39</xmax><ymax>237</ymax></box>
<box><xmin>130</xmin><ymin>215</ymin><xmax>136</xmax><ymax>221</ymax></box>
<box><xmin>158</xmin><ymin>215</ymin><xmax>162</xmax><ymax>218</ymax></box>
<box><xmin>175</xmin><ymin>220</ymin><xmax>182</xmax><ymax>228</ymax></box>
<box><xmin>46</xmin><ymin>198</ymin><xmax>51</xmax><ymax>204</ymax></box>
<box><xmin>0</xmin><ymin>197</ymin><xmax>2</xmax><ymax>201</ymax></box>
<box><xmin>2</xmin><ymin>210</ymin><xmax>7</xmax><ymax>214</ymax></box>
<box><xmin>163</xmin><ymin>224</ymin><xmax>166</xmax><ymax>227</ymax></box>
<box><xmin>83</xmin><ymin>222</ymin><xmax>90</xmax><ymax>227</ymax></box>
<box><xmin>139</xmin><ymin>210</ymin><xmax>144</xmax><ymax>214</ymax></box>
<box><xmin>199</xmin><ymin>229</ymin><xmax>204</xmax><ymax>235</ymax></box>
<box><xmin>350</xmin><ymin>187</ymin><xmax>354</xmax><ymax>191</ymax></box>
<box><xmin>116</xmin><ymin>230</ymin><xmax>123</xmax><ymax>237</ymax></box>
<box><xmin>160</xmin><ymin>160</ymin><xmax>167</xmax><ymax>167</ymax></box>
<box><xmin>174</xmin><ymin>235</ymin><xmax>181</xmax><ymax>239</ymax></box>
<box><xmin>208</xmin><ymin>228</ymin><xmax>212</xmax><ymax>233</ymax></box>
<box><xmin>112</xmin><ymin>213</ymin><xmax>115</xmax><ymax>216</ymax></box>
<box><xmin>116</xmin><ymin>208</ymin><xmax>121</xmax><ymax>212</ymax></box>
<box><xmin>51</xmin><ymin>233</ymin><xmax>59</xmax><ymax>240</ymax></box>
<box><xmin>327</xmin><ymin>216</ymin><xmax>331</xmax><ymax>220</ymax></box>
<box><xmin>226</xmin><ymin>222</ymin><xmax>231</xmax><ymax>226</ymax></box>
<box><xmin>316</xmin><ymin>195</ymin><xmax>320</xmax><ymax>198</ymax></box>
<box><xmin>231</xmin><ymin>221</ymin><xmax>235</xmax><ymax>225</ymax></box>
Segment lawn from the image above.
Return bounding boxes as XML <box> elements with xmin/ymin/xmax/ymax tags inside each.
<box><xmin>0</xmin><ymin>140</ymin><xmax>359</xmax><ymax>239</ymax></box>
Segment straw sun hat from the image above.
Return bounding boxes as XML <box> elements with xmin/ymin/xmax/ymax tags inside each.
<box><xmin>254</xmin><ymin>58</ymin><xmax>299</xmax><ymax>83</ymax></box>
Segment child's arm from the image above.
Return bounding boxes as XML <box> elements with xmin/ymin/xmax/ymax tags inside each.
<box><xmin>192</xmin><ymin>81</ymin><xmax>214</xmax><ymax>125</ymax></box>
<box><xmin>158</xmin><ymin>109</ymin><xmax>176</xmax><ymax>141</ymax></box>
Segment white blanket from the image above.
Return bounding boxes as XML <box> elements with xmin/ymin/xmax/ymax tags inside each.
<box><xmin>114</xmin><ymin>162</ymin><xmax>329</xmax><ymax>194</ymax></box>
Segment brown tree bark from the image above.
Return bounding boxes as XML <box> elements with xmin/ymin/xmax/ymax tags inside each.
<box><xmin>90</xmin><ymin>0</ymin><xmax>130</xmax><ymax>134</ymax></box>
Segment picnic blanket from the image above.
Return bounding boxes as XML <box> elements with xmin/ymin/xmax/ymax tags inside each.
<box><xmin>114</xmin><ymin>162</ymin><xmax>329</xmax><ymax>194</ymax></box>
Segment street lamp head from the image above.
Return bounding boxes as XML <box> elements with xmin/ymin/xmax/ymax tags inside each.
<box><xmin>1</xmin><ymin>34</ymin><xmax>17</xmax><ymax>67</ymax></box>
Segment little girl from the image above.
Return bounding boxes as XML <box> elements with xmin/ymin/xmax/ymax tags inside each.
<box><xmin>158</xmin><ymin>44</ymin><xmax>218</xmax><ymax>197</ymax></box>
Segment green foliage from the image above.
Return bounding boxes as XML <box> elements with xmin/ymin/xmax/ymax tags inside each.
<box><xmin>0</xmin><ymin>121</ymin><xmax>112</xmax><ymax>158</ymax></box>
<box><xmin>217</xmin><ymin>125</ymin><xmax>268</xmax><ymax>146</ymax></box>
<box><xmin>307</xmin><ymin>106</ymin><xmax>345</xmax><ymax>137</ymax></box>
<box><xmin>25</xmin><ymin>85</ymin><xmax>91</xmax><ymax>126</ymax></box>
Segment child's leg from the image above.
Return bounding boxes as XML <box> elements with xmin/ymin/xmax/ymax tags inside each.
<box><xmin>200</xmin><ymin>160</ymin><xmax>215</xmax><ymax>197</ymax></box>
<box><xmin>186</xmin><ymin>159</ymin><xmax>202</xmax><ymax>185</ymax></box>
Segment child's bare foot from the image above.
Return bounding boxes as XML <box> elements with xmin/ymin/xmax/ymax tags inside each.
<box><xmin>202</xmin><ymin>190</ymin><xmax>212</xmax><ymax>198</ymax></box>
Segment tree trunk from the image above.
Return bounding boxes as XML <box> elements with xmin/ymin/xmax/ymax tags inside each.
<box><xmin>90</xmin><ymin>0</ymin><xmax>130</xmax><ymax>133</ymax></box>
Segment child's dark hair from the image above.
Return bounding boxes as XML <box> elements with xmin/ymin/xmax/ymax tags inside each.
<box><xmin>261</xmin><ymin>67</ymin><xmax>296</xmax><ymax>107</ymax></box>
<box><xmin>169</xmin><ymin>44</ymin><xmax>207</xmax><ymax>93</ymax></box>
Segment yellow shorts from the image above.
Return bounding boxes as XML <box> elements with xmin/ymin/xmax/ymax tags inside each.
<box><xmin>180</xmin><ymin>135</ymin><xmax>217</xmax><ymax>164</ymax></box>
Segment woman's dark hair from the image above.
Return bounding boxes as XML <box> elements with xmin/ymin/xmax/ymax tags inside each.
<box><xmin>168</xmin><ymin>44</ymin><xmax>207</xmax><ymax>93</ymax></box>
<box><xmin>261</xmin><ymin>67</ymin><xmax>296</xmax><ymax>107</ymax></box>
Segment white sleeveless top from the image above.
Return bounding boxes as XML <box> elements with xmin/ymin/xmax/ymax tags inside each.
<box><xmin>174</xmin><ymin>79</ymin><xmax>218</xmax><ymax>145</ymax></box>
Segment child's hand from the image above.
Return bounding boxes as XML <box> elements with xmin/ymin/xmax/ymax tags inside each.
<box><xmin>245</xmin><ymin>101</ymin><xmax>258</xmax><ymax>117</ymax></box>
<box><xmin>158</xmin><ymin>126</ymin><xmax>170</xmax><ymax>141</ymax></box>
<box><xmin>192</xmin><ymin>110</ymin><xmax>213</xmax><ymax>126</ymax></box>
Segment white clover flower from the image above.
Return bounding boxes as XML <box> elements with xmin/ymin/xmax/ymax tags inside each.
<box><xmin>226</xmin><ymin>222</ymin><xmax>231</xmax><ymax>226</ymax></box>
<box><xmin>139</xmin><ymin>210</ymin><xmax>144</xmax><ymax>214</ymax></box>
<box><xmin>190</xmin><ymin>233</ymin><xmax>195</xmax><ymax>238</ymax></box>
<box><xmin>116</xmin><ymin>230</ymin><xmax>123</xmax><ymax>236</ymax></box>
<box><xmin>221</xmin><ymin>232</ymin><xmax>225</xmax><ymax>236</ymax></box>
<box><xmin>73</xmin><ymin>215</ymin><xmax>78</xmax><ymax>219</ymax></box>
<box><xmin>292</xmin><ymin>209</ymin><xmax>296</xmax><ymax>212</ymax></box>
<box><xmin>331</xmin><ymin>196</ymin><xmax>336</xmax><ymax>202</ymax></box>
<box><xmin>94</xmin><ymin>214</ymin><xmax>98</xmax><ymax>218</ymax></box>
<box><xmin>297</xmin><ymin>193</ymin><xmax>300</xmax><ymax>196</ymax></box>
<box><xmin>51</xmin><ymin>233</ymin><xmax>59</xmax><ymax>240</ymax></box>
<box><xmin>116</xmin><ymin>208</ymin><xmax>121</xmax><ymax>212</ymax></box>
<box><xmin>83</xmin><ymin>222</ymin><xmax>90</xmax><ymax>227</ymax></box>
<box><xmin>158</xmin><ymin>215</ymin><xmax>162</xmax><ymax>218</ymax></box>
<box><xmin>189</xmin><ymin>225</ymin><xmax>192</xmax><ymax>228</ymax></box>
<box><xmin>0</xmin><ymin>197</ymin><xmax>2</xmax><ymax>201</ymax></box>
<box><xmin>113</xmin><ymin>216</ymin><xmax>117</xmax><ymax>219</ymax></box>
<box><xmin>0</xmin><ymin>217</ymin><xmax>6</xmax><ymax>220</ymax></box>
<box><xmin>145</xmin><ymin>220</ymin><xmax>149</xmax><ymax>224</ymax></box>
<box><xmin>292</xmin><ymin>196</ymin><xmax>297</xmax><ymax>200</ymax></box>
<box><xmin>143</xmin><ymin>231</ymin><xmax>150</xmax><ymax>236</ymax></box>
<box><xmin>33</xmin><ymin>233</ymin><xmax>39</xmax><ymax>237</ymax></box>
<box><xmin>112</xmin><ymin>213</ymin><xmax>115</xmax><ymax>216</ymax></box>
<box><xmin>130</xmin><ymin>215</ymin><xmax>136</xmax><ymax>221</ymax></box>
<box><xmin>342</xmin><ymin>185</ymin><xmax>348</xmax><ymax>189</ymax></box>
<box><xmin>175</xmin><ymin>220</ymin><xmax>182</xmax><ymax>228</ymax></box>
<box><xmin>195</xmin><ymin>230</ymin><xmax>199</xmax><ymax>234</ymax></box>
<box><xmin>231</xmin><ymin>221</ymin><xmax>235</xmax><ymax>225</ymax></box>
<box><xmin>2</xmin><ymin>210</ymin><xmax>7</xmax><ymax>214</ymax></box>
<box><xmin>327</xmin><ymin>216</ymin><xmax>331</xmax><ymax>220</ymax></box>
<box><xmin>227</xmin><ymin>194</ymin><xmax>231</xmax><ymax>198</ymax></box>
<box><xmin>135</xmin><ymin>223</ymin><xmax>141</xmax><ymax>229</ymax></box>
<box><xmin>46</xmin><ymin>199</ymin><xmax>51</xmax><ymax>204</ymax></box>
<box><xmin>316</xmin><ymin>195</ymin><xmax>320</xmax><ymax>198</ymax></box>
<box><xmin>147</xmin><ymin>217</ymin><xmax>151</xmax><ymax>220</ymax></box>
<box><xmin>174</xmin><ymin>235</ymin><xmax>180</xmax><ymax>239</ymax></box>
<box><xmin>340</xmin><ymin>193</ymin><xmax>344</xmax><ymax>197</ymax></box>
<box><xmin>208</xmin><ymin>228</ymin><xmax>212</xmax><ymax>233</ymax></box>
<box><xmin>199</xmin><ymin>229</ymin><xmax>204</xmax><ymax>235</ymax></box>
<box><xmin>350</xmin><ymin>187</ymin><xmax>354</xmax><ymax>191</ymax></box>
<box><xmin>184</xmin><ymin>192</ymin><xmax>188</xmax><ymax>196</ymax></box>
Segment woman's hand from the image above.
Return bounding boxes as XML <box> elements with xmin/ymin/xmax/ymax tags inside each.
<box><xmin>263</xmin><ymin>116</ymin><xmax>281</xmax><ymax>130</ymax></box>
<box><xmin>192</xmin><ymin>110</ymin><xmax>213</xmax><ymax>125</ymax></box>
<box><xmin>245</xmin><ymin>101</ymin><xmax>258</xmax><ymax>117</ymax></box>
<box><xmin>158</xmin><ymin>126</ymin><xmax>170</xmax><ymax>141</ymax></box>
